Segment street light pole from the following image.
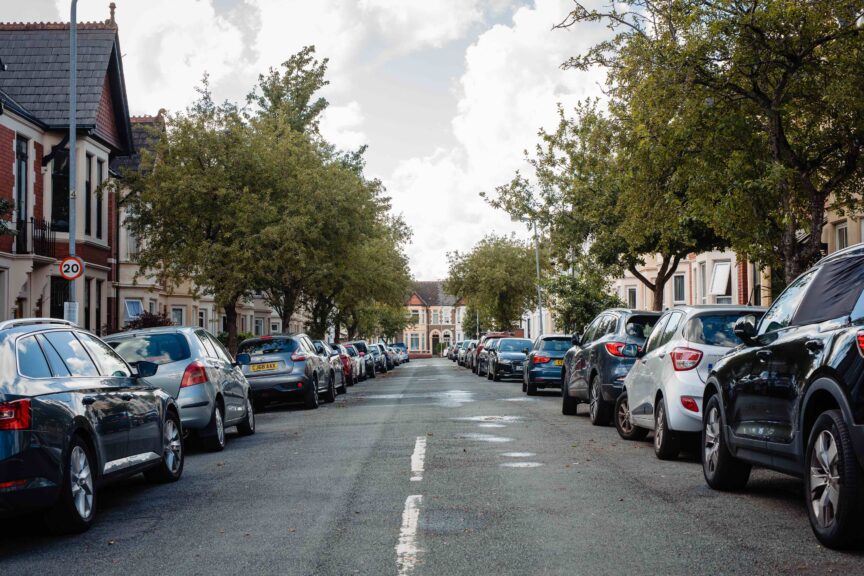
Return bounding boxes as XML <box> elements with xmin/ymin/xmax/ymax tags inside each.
<box><xmin>67</xmin><ymin>0</ymin><xmax>79</xmax><ymax>321</ymax></box>
<box><xmin>531</xmin><ymin>219</ymin><xmax>543</xmax><ymax>336</ymax></box>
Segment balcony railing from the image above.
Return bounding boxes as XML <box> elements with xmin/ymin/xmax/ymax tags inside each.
<box><xmin>15</xmin><ymin>218</ymin><xmax>57</xmax><ymax>259</ymax></box>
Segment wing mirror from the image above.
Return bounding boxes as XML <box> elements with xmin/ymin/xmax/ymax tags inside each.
<box><xmin>135</xmin><ymin>360</ymin><xmax>159</xmax><ymax>378</ymax></box>
<box><xmin>235</xmin><ymin>353</ymin><xmax>251</xmax><ymax>367</ymax></box>
<box><xmin>571</xmin><ymin>333</ymin><xmax>581</xmax><ymax>346</ymax></box>
<box><xmin>734</xmin><ymin>316</ymin><xmax>758</xmax><ymax>345</ymax></box>
<box><xmin>522</xmin><ymin>347</ymin><xmax>530</xmax><ymax>355</ymax></box>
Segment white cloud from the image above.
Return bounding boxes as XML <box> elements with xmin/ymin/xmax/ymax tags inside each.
<box><xmin>319</xmin><ymin>101</ymin><xmax>367</xmax><ymax>151</ymax></box>
<box><xmin>358</xmin><ymin>0</ymin><xmax>484</xmax><ymax>52</ymax></box>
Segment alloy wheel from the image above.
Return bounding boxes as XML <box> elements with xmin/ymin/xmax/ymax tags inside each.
<box><xmin>618</xmin><ymin>396</ymin><xmax>633</xmax><ymax>434</ymax></box>
<box><xmin>589</xmin><ymin>384</ymin><xmax>599</xmax><ymax>421</ymax></box>
<box><xmin>164</xmin><ymin>418</ymin><xmax>182</xmax><ymax>474</ymax></box>
<box><xmin>655</xmin><ymin>405</ymin><xmax>665</xmax><ymax>450</ymax></box>
<box><xmin>810</xmin><ymin>430</ymin><xmax>841</xmax><ymax>529</ymax></box>
<box><xmin>704</xmin><ymin>405</ymin><xmax>721</xmax><ymax>476</ymax></box>
<box><xmin>69</xmin><ymin>445</ymin><xmax>94</xmax><ymax>520</ymax></box>
<box><xmin>215</xmin><ymin>408</ymin><xmax>225</xmax><ymax>447</ymax></box>
<box><xmin>246</xmin><ymin>398</ymin><xmax>255</xmax><ymax>432</ymax></box>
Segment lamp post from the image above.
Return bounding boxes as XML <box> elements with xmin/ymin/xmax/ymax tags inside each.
<box><xmin>529</xmin><ymin>218</ymin><xmax>543</xmax><ymax>336</ymax></box>
<box><xmin>66</xmin><ymin>0</ymin><xmax>79</xmax><ymax>322</ymax></box>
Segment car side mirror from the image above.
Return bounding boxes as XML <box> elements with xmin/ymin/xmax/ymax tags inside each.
<box><xmin>734</xmin><ymin>316</ymin><xmax>758</xmax><ymax>345</ymax></box>
<box><xmin>522</xmin><ymin>348</ymin><xmax>530</xmax><ymax>355</ymax></box>
<box><xmin>571</xmin><ymin>333</ymin><xmax>581</xmax><ymax>346</ymax></box>
<box><xmin>621</xmin><ymin>344</ymin><xmax>642</xmax><ymax>358</ymax></box>
<box><xmin>235</xmin><ymin>353</ymin><xmax>251</xmax><ymax>367</ymax></box>
<box><xmin>135</xmin><ymin>361</ymin><xmax>159</xmax><ymax>378</ymax></box>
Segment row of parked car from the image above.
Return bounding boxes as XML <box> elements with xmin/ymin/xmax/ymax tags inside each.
<box><xmin>0</xmin><ymin>319</ymin><xmax>406</xmax><ymax>533</ymax></box>
<box><xmin>447</xmin><ymin>245</ymin><xmax>864</xmax><ymax>549</ymax></box>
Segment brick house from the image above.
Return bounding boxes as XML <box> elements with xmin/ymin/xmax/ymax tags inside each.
<box><xmin>402</xmin><ymin>281</ymin><xmax>466</xmax><ymax>357</ymax></box>
<box><xmin>0</xmin><ymin>13</ymin><xmax>133</xmax><ymax>333</ymax></box>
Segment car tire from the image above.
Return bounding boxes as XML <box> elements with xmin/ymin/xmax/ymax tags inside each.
<box><xmin>522</xmin><ymin>376</ymin><xmax>528</xmax><ymax>393</ymax></box>
<box><xmin>654</xmin><ymin>398</ymin><xmax>680</xmax><ymax>460</ymax></box>
<box><xmin>202</xmin><ymin>404</ymin><xmax>226</xmax><ymax>452</ymax></box>
<box><xmin>338</xmin><ymin>373</ymin><xmax>347</xmax><ymax>394</ymax></box>
<box><xmin>702</xmin><ymin>394</ymin><xmax>750</xmax><ymax>491</ymax></box>
<box><xmin>236</xmin><ymin>396</ymin><xmax>255</xmax><ymax>436</ymax></box>
<box><xmin>588</xmin><ymin>378</ymin><xmax>612</xmax><ymax>426</ymax></box>
<box><xmin>324</xmin><ymin>375</ymin><xmax>337</xmax><ymax>403</ymax></box>
<box><xmin>44</xmin><ymin>434</ymin><xmax>97</xmax><ymax>534</ymax></box>
<box><xmin>144</xmin><ymin>409</ymin><xmax>184</xmax><ymax>483</ymax></box>
<box><xmin>805</xmin><ymin>410</ymin><xmax>864</xmax><ymax>549</ymax></box>
<box><xmin>526</xmin><ymin>379</ymin><xmax>538</xmax><ymax>396</ymax></box>
<box><xmin>492</xmin><ymin>363</ymin><xmax>501</xmax><ymax>381</ymax></box>
<box><xmin>305</xmin><ymin>377</ymin><xmax>320</xmax><ymax>409</ymax></box>
<box><xmin>562</xmin><ymin>371</ymin><xmax>579</xmax><ymax>416</ymax></box>
<box><xmin>614</xmin><ymin>392</ymin><xmax>648</xmax><ymax>441</ymax></box>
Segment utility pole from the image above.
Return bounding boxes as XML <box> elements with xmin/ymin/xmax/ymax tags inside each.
<box><xmin>531</xmin><ymin>219</ymin><xmax>543</xmax><ymax>336</ymax></box>
<box><xmin>66</xmin><ymin>0</ymin><xmax>79</xmax><ymax>323</ymax></box>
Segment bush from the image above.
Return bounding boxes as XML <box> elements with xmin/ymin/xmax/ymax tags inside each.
<box><xmin>218</xmin><ymin>331</ymin><xmax>255</xmax><ymax>347</ymax></box>
<box><xmin>123</xmin><ymin>311</ymin><xmax>175</xmax><ymax>331</ymax></box>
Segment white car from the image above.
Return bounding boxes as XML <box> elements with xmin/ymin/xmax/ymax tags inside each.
<box><xmin>615</xmin><ymin>305</ymin><xmax>765</xmax><ymax>460</ymax></box>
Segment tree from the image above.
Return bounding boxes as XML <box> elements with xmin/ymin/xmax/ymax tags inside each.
<box><xmin>461</xmin><ymin>303</ymin><xmax>493</xmax><ymax>340</ymax></box>
<box><xmin>122</xmin><ymin>311</ymin><xmax>175</xmax><ymax>331</ymax></box>
<box><xmin>560</xmin><ymin>1</ymin><xmax>864</xmax><ymax>282</ymax></box>
<box><xmin>546</xmin><ymin>257</ymin><xmax>625</xmax><ymax>335</ymax></box>
<box><xmin>0</xmin><ymin>198</ymin><xmax>11</xmax><ymax>236</ymax></box>
<box><xmin>445</xmin><ymin>235</ymin><xmax>539</xmax><ymax>330</ymax></box>
<box><xmin>123</xmin><ymin>80</ymin><xmax>267</xmax><ymax>353</ymax></box>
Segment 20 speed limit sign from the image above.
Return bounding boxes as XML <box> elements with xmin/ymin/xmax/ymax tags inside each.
<box><xmin>59</xmin><ymin>256</ymin><xmax>85</xmax><ymax>281</ymax></box>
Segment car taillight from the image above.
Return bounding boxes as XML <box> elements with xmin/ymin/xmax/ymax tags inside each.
<box><xmin>681</xmin><ymin>396</ymin><xmax>699</xmax><ymax>412</ymax></box>
<box><xmin>359</xmin><ymin>352</ymin><xmax>366</xmax><ymax>357</ymax></box>
<box><xmin>857</xmin><ymin>332</ymin><xmax>864</xmax><ymax>357</ymax></box>
<box><xmin>291</xmin><ymin>352</ymin><xmax>307</xmax><ymax>362</ymax></box>
<box><xmin>0</xmin><ymin>399</ymin><xmax>31</xmax><ymax>430</ymax></box>
<box><xmin>605</xmin><ymin>342</ymin><xmax>626</xmax><ymax>357</ymax></box>
<box><xmin>180</xmin><ymin>361</ymin><xmax>209</xmax><ymax>388</ymax></box>
<box><xmin>670</xmin><ymin>347</ymin><xmax>703</xmax><ymax>371</ymax></box>
<box><xmin>533</xmin><ymin>355</ymin><xmax>551</xmax><ymax>364</ymax></box>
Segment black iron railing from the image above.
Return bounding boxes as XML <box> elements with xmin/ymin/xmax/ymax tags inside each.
<box><xmin>15</xmin><ymin>218</ymin><xmax>57</xmax><ymax>258</ymax></box>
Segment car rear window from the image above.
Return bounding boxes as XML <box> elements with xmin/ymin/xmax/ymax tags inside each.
<box><xmin>625</xmin><ymin>315</ymin><xmax>659</xmax><ymax>339</ymax></box>
<box><xmin>498</xmin><ymin>339</ymin><xmax>532</xmax><ymax>352</ymax></box>
<box><xmin>238</xmin><ymin>338</ymin><xmax>298</xmax><ymax>356</ymax></box>
<box><xmin>345</xmin><ymin>346</ymin><xmax>358</xmax><ymax>357</ymax></box>
<box><xmin>540</xmin><ymin>338</ymin><xmax>571</xmax><ymax>352</ymax></box>
<box><xmin>109</xmin><ymin>333</ymin><xmax>191</xmax><ymax>366</ymax></box>
<box><xmin>684</xmin><ymin>313</ymin><xmax>756</xmax><ymax>347</ymax></box>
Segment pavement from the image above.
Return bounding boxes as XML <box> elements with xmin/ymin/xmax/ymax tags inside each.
<box><xmin>2</xmin><ymin>358</ymin><xmax>864</xmax><ymax>575</ymax></box>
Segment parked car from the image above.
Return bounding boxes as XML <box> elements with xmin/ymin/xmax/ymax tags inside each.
<box><xmin>0</xmin><ymin>319</ymin><xmax>184</xmax><ymax>533</ymax></box>
<box><xmin>380</xmin><ymin>344</ymin><xmax>397</xmax><ymax>369</ymax></box>
<box><xmin>106</xmin><ymin>327</ymin><xmax>256</xmax><ymax>452</ymax></box>
<box><xmin>370</xmin><ymin>344</ymin><xmax>388</xmax><ymax>373</ymax></box>
<box><xmin>476</xmin><ymin>338</ymin><xmax>500</xmax><ymax>377</ymax></box>
<box><xmin>472</xmin><ymin>332</ymin><xmax>515</xmax><ymax>373</ymax></box>
<box><xmin>522</xmin><ymin>334</ymin><xmax>571</xmax><ymax>395</ymax></box>
<box><xmin>348</xmin><ymin>340</ymin><xmax>376</xmax><ymax>379</ymax></box>
<box><xmin>562</xmin><ymin>309</ymin><xmax>661</xmax><ymax>424</ymax></box>
<box><xmin>393</xmin><ymin>342</ymin><xmax>409</xmax><ymax>362</ymax></box>
<box><xmin>615</xmin><ymin>306</ymin><xmax>765</xmax><ymax>460</ymax></box>
<box><xmin>459</xmin><ymin>340</ymin><xmax>476</xmax><ymax>367</ymax></box>
<box><xmin>238</xmin><ymin>334</ymin><xmax>336</xmax><ymax>409</ymax></box>
<box><xmin>313</xmin><ymin>340</ymin><xmax>347</xmax><ymax>395</ymax></box>
<box><xmin>333</xmin><ymin>343</ymin><xmax>359</xmax><ymax>386</ymax></box>
<box><xmin>343</xmin><ymin>343</ymin><xmax>365</xmax><ymax>382</ymax></box>
<box><xmin>701</xmin><ymin>246</ymin><xmax>864</xmax><ymax>548</ymax></box>
<box><xmin>486</xmin><ymin>338</ymin><xmax>533</xmax><ymax>381</ymax></box>
<box><xmin>450</xmin><ymin>341</ymin><xmax>463</xmax><ymax>361</ymax></box>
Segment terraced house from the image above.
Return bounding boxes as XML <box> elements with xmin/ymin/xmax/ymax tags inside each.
<box><xmin>403</xmin><ymin>281</ymin><xmax>466</xmax><ymax>357</ymax></box>
<box><xmin>0</xmin><ymin>15</ymin><xmax>132</xmax><ymax>332</ymax></box>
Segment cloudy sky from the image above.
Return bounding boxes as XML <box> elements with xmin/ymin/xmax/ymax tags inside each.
<box><xmin>12</xmin><ymin>0</ymin><xmax>609</xmax><ymax>280</ymax></box>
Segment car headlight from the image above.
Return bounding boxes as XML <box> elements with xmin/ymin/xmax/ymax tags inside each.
<box><xmin>499</xmin><ymin>358</ymin><xmax>512</xmax><ymax>365</ymax></box>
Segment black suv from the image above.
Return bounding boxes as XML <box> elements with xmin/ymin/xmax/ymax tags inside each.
<box><xmin>702</xmin><ymin>245</ymin><xmax>864</xmax><ymax>548</ymax></box>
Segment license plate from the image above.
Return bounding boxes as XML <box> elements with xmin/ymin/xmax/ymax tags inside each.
<box><xmin>554</xmin><ymin>359</ymin><xmax>563</xmax><ymax>366</ymax></box>
<box><xmin>250</xmin><ymin>362</ymin><xmax>279</xmax><ymax>372</ymax></box>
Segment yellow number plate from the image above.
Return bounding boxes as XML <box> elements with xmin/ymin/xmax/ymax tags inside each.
<box><xmin>251</xmin><ymin>362</ymin><xmax>279</xmax><ymax>372</ymax></box>
<box><xmin>554</xmin><ymin>359</ymin><xmax>563</xmax><ymax>366</ymax></box>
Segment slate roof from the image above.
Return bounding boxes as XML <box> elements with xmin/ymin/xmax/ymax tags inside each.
<box><xmin>411</xmin><ymin>281</ymin><xmax>459</xmax><ymax>307</ymax></box>
<box><xmin>0</xmin><ymin>21</ymin><xmax>133</xmax><ymax>153</ymax></box>
<box><xmin>111</xmin><ymin>115</ymin><xmax>162</xmax><ymax>174</ymax></box>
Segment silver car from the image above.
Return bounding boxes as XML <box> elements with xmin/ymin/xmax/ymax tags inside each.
<box><xmin>616</xmin><ymin>305</ymin><xmax>765</xmax><ymax>460</ymax></box>
<box><xmin>105</xmin><ymin>327</ymin><xmax>255</xmax><ymax>452</ymax></box>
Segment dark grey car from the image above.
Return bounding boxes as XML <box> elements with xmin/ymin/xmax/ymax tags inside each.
<box><xmin>105</xmin><ymin>327</ymin><xmax>255</xmax><ymax>452</ymax></box>
<box><xmin>0</xmin><ymin>319</ymin><xmax>183</xmax><ymax>533</ymax></box>
<box><xmin>239</xmin><ymin>334</ymin><xmax>335</xmax><ymax>410</ymax></box>
<box><xmin>562</xmin><ymin>309</ymin><xmax>661</xmax><ymax>424</ymax></box>
<box><xmin>312</xmin><ymin>340</ymin><xmax>347</xmax><ymax>395</ymax></box>
<box><xmin>487</xmin><ymin>338</ymin><xmax>533</xmax><ymax>381</ymax></box>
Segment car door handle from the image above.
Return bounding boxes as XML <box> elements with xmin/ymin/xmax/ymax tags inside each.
<box><xmin>657</xmin><ymin>353</ymin><xmax>665</xmax><ymax>359</ymax></box>
<box><xmin>120</xmin><ymin>393</ymin><xmax>134</xmax><ymax>401</ymax></box>
<box><xmin>756</xmin><ymin>350</ymin><xmax>773</xmax><ymax>362</ymax></box>
<box><xmin>82</xmin><ymin>396</ymin><xmax>97</xmax><ymax>406</ymax></box>
<box><xmin>805</xmin><ymin>340</ymin><xmax>823</xmax><ymax>353</ymax></box>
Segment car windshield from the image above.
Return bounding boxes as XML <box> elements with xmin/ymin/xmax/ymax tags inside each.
<box><xmin>685</xmin><ymin>313</ymin><xmax>761</xmax><ymax>347</ymax></box>
<box><xmin>625</xmin><ymin>315</ymin><xmax>659</xmax><ymax>339</ymax></box>
<box><xmin>540</xmin><ymin>338</ymin><xmax>571</xmax><ymax>352</ymax></box>
<box><xmin>499</xmin><ymin>339</ymin><xmax>531</xmax><ymax>352</ymax></box>
<box><xmin>345</xmin><ymin>346</ymin><xmax>357</xmax><ymax>356</ymax></box>
<box><xmin>109</xmin><ymin>333</ymin><xmax>191</xmax><ymax>366</ymax></box>
<box><xmin>238</xmin><ymin>338</ymin><xmax>297</xmax><ymax>356</ymax></box>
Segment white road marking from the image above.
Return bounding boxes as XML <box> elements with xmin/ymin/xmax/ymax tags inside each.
<box><xmin>452</xmin><ymin>415</ymin><xmax>523</xmax><ymax>423</ymax></box>
<box><xmin>500</xmin><ymin>462</ymin><xmax>543</xmax><ymax>468</ymax></box>
<box><xmin>410</xmin><ymin>436</ymin><xmax>427</xmax><ymax>482</ymax></box>
<box><xmin>396</xmin><ymin>495</ymin><xmax>423</xmax><ymax>576</ymax></box>
<box><xmin>501</xmin><ymin>452</ymin><xmax>537</xmax><ymax>458</ymax></box>
<box><xmin>456</xmin><ymin>433</ymin><xmax>513</xmax><ymax>443</ymax></box>
<box><xmin>478</xmin><ymin>423</ymin><xmax>506</xmax><ymax>428</ymax></box>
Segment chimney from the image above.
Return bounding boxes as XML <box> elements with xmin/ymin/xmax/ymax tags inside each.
<box><xmin>109</xmin><ymin>2</ymin><xmax>116</xmax><ymax>25</ymax></box>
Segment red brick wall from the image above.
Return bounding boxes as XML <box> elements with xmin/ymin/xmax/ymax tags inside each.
<box><xmin>737</xmin><ymin>261</ymin><xmax>748</xmax><ymax>305</ymax></box>
<box><xmin>95</xmin><ymin>74</ymin><xmax>121</xmax><ymax>150</ymax></box>
<box><xmin>54</xmin><ymin>241</ymin><xmax>111</xmax><ymax>268</ymax></box>
<box><xmin>33</xmin><ymin>142</ymin><xmax>44</xmax><ymax>220</ymax></box>
<box><xmin>0</xmin><ymin>125</ymin><xmax>14</xmax><ymax>253</ymax></box>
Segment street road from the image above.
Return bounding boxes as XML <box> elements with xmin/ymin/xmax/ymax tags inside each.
<box><xmin>2</xmin><ymin>359</ymin><xmax>864</xmax><ymax>575</ymax></box>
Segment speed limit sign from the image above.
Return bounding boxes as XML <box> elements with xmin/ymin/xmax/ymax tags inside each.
<box><xmin>59</xmin><ymin>256</ymin><xmax>84</xmax><ymax>281</ymax></box>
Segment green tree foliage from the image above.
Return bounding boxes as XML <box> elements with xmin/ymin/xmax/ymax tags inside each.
<box><xmin>461</xmin><ymin>303</ymin><xmax>493</xmax><ymax>340</ymax></box>
<box><xmin>445</xmin><ymin>235</ymin><xmax>539</xmax><ymax>330</ymax></box>
<box><xmin>561</xmin><ymin>0</ymin><xmax>864</xmax><ymax>282</ymax></box>
<box><xmin>0</xmin><ymin>198</ymin><xmax>11</xmax><ymax>236</ymax></box>
<box><xmin>546</xmin><ymin>257</ymin><xmax>625</xmax><ymax>335</ymax></box>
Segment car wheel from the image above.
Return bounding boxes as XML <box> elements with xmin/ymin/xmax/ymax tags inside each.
<box><xmin>324</xmin><ymin>375</ymin><xmax>337</xmax><ymax>403</ymax></box>
<box><xmin>702</xmin><ymin>394</ymin><xmax>750</xmax><ymax>490</ymax></box>
<box><xmin>654</xmin><ymin>398</ymin><xmax>680</xmax><ymax>459</ymax></box>
<box><xmin>305</xmin><ymin>377</ymin><xmax>320</xmax><ymax>409</ymax></box>
<box><xmin>526</xmin><ymin>378</ymin><xmax>538</xmax><ymax>396</ymax></box>
<box><xmin>522</xmin><ymin>375</ymin><xmax>528</xmax><ymax>393</ymax></box>
<box><xmin>338</xmin><ymin>373</ymin><xmax>347</xmax><ymax>394</ymax></box>
<box><xmin>615</xmin><ymin>392</ymin><xmax>648</xmax><ymax>441</ymax></box>
<box><xmin>562</xmin><ymin>371</ymin><xmax>579</xmax><ymax>416</ymax></box>
<box><xmin>805</xmin><ymin>410</ymin><xmax>864</xmax><ymax>549</ymax></box>
<box><xmin>237</xmin><ymin>396</ymin><xmax>255</xmax><ymax>436</ymax></box>
<box><xmin>588</xmin><ymin>378</ymin><xmax>611</xmax><ymax>426</ymax></box>
<box><xmin>44</xmin><ymin>435</ymin><xmax>97</xmax><ymax>534</ymax></box>
<box><xmin>144</xmin><ymin>409</ymin><xmax>184</xmax><ymax>483</ymax></box>
<box><xmin>203</xmin><ymin>404</ymin><xmax>226</xmax><ymax>452</ymax></box>
<box><xmin>492</xmin><ymin>363</ymin><xmax>501</xmax><ymax>381</ymax></box>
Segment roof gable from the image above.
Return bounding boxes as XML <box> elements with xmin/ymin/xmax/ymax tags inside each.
<box><xmin>411</xmin><ymin>281</ymin><xmax>458</xmax><ymax>307</ymax></box>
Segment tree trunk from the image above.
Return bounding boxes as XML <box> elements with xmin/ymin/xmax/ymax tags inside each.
<box><xmin>224</xmin><ymin>301</ymin><xmax>239</xmax><ymax>355</ymax></box>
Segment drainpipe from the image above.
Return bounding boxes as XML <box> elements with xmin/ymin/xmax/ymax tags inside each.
<box><xmin>67</xmin><ymin>0</ymin><xmax>79</xmax><ymax>319</ymax></box>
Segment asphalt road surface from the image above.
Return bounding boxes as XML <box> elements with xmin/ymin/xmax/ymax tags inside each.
<box><xmin>3</xmin><ymin>358</ymin><xmax>864</xmax><ymax>575</ymax></box>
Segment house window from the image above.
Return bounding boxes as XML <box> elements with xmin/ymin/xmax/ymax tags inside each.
<box><xmin>96</xmin><ymin>160</ymin><xmax>104</xmax><ymax>240</ymax></box>
<box><xmin>84</xmin><ymin>154</ymin><xmax>93</xmax><ymax>236</ymax></box>
<box><xmin>673</xmin><ymin>274</ymin><xmax>685</xmax><ymax>304</ymax></box>
<box><xmin>751</xmin><ymin>262</ymin><xmax>762</xmax><ymax>305</ymax></box>
<box><xmin>51</xmin><ymin>149</ymin><xmax>70</xmax><ymax>232</ymax></box>
<box><xmin>50</xmin><ymin>277</ymin><xmax>68</xmax><ymax>320</ymax></box>
<box><xmin>443</xmin><ymin>310</ymin><xmax>451</xmax><ymax>324</ymax></box>
<box><xmin>198</xmin><ymin>308</ymin><xmax>208</xmax><ymax>328</ymax></box>
<box><xmin>15</xmin><ymin>136</ymin><xmax>28</xmax><ymax>223</ymax></box>
<box><xmin>411</xmin><ymin>310</ymin><xmax>420</xmax><ymax>325</ymax></box>
<box><xmin>699</xmin><ymin>262</ymin><xmax>707</xmax><ymax>304</ymax></box>
<box><xmin>271</xmin><ymin>322</ymin><xmax>281</xmax><ymax>334</ymax></box>
<box><xmin>836</xmin><ymin>222</ymin><xmax>848</xmax><ymax>251</ymax></box>
<box><xmin>710</xmin><ymin>261</ymin><xmax>733</xmax><ymax>304</ymax></box>
<box><xmin>432</xmin><ymin>310</ymin><xmax>440</xmax><ymax>324</ymax></box>
<box><xmin>125</xmin><ymin>299</ymin><xmax>144</xmax><ymax>321</ymax></box>
<box><xmin>127</xmin><ymin>229</ymin><xmax>139</xmax><ymax>260</ymax></box>
<box><xmin>171</xmin><ymin>307</ymin><xmax>185</xmax><ymax>326</ymax></box>
<box><xmin>627</xmin><ymin>287</ymin><xmax>637</xmax><ymax>309</ymax></box>
<box><xmin>149</xmin><ymin>300</ymin><xmax>156</xmax><ymax>314</ymax></box>
<box><xmin>254</xmin><ymin>318</ymin><xmax>264</xmax><ymax>336</ymax></box>
<box><xmin>410</xmin><ymin>333</ymin><xmax>420</xmax><ymax>351</ymax></box>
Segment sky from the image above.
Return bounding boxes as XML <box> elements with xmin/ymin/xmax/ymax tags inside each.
<box><xmin>9</xmin><ymin>0</ymin><xmax>610</xmax><ymax>280</ymax></box>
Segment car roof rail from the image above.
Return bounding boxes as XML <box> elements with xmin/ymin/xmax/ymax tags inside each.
<box><xmin>0</xmin><ymin>318</ymin><xmax>78</xmax><ymax>331</ymax></box>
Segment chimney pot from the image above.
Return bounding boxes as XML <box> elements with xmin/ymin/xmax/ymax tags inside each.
<box><xmin>109</xmin><ymin>3</ymin><xmax>116</xmax><ymax>25</ymax></box>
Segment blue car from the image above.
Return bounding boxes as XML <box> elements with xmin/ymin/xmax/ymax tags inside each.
<box><xmin>522</xmin><ymin>334</ymin><xmax>572</xmax><ymax>395</ymax></box>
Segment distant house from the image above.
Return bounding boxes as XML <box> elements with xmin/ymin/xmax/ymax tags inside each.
<box><xmin>403</xmin><ymin>281</ymin><xmax>466</xmax><ymax>357</ymax></box>
<box><xmin>0</xmin><ymin>12</ymin><xmax>133</xmax><ymax>332</ymax></box>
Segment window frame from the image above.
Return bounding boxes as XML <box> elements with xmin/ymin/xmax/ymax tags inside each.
<box><xmin>673</xmin><ymin>274</ymin><xmax>686</xmax><ymax>304</ymax></box>
<box><xmin>125</xmin><ymin>299</ymin><xmax>144</xmax><ymax>321</ymax></box>
<box><xmin>837</xmin><ymin>221</ymin><xmax>849</xmax><ymax>251</ymax></box>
